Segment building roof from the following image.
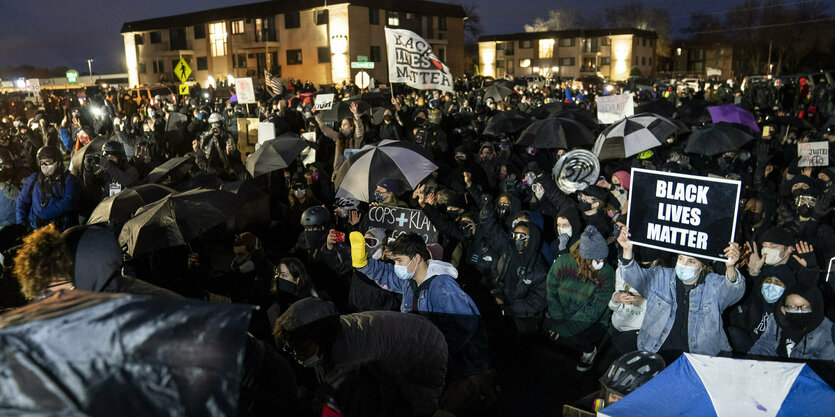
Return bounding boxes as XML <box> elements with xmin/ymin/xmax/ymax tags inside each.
<box><xmin>478</xmin><ymin>28</ymin><xmax>658</xmax><ymax>43</ymax></box>
<box><xmin>121</xmin><ymin>0</ymin><xmax>466</xmax><ymax>33</ymax></box>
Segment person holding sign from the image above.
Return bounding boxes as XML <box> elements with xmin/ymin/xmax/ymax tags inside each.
<box><xmin>616</xmin><ymin>226</ymin><xmax>744</xmax><ymax>363</ymax></box>
<box><xmin>314</xmin><ymin>102</ymin><xmax>364</xmax><ymax>172</ymax></box>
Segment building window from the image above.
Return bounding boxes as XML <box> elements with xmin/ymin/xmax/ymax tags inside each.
<box><xmin>520</xmin><ymin>40</ymin><xmax>533</xmax><ymax>49</ymax></box>
<box><xmin>539</xmin><ymin>39</ymin><xmax>555</xmax><ymax>58</ymax></box>
<box><xmin>496</xmin><ymin>42</ymin><xmax>505</xmax><ymax>51</ymax></box>
<box><xmin>317</xmin><ymin>47</ymin><xmax>330</xmax><ymax>63</ymax></box>
<box><xmin>232</xmin><ymin>53</ymin><xmax>247</xmax><ymax>68</ymax></box>
<box><xmin>194</xmin><ymin>24</ymin><xmax>205</xmax><ymax>39</ymax></box>
<box><xmin>405</xmin><ymin>13</ymin><xmax>415</xmax><ymax>20</ymax></box>
<box><xmin>387</xmin><ymin>11</ymin><xmax>400</xmax><ymax>26</ymax></box>
<box><xmin>138</xmin><ymin>62</ymin><xmax>146</xmax><ymax>74</ymax></box>
<box><xmin>231</xmin><ymin>20</ymin><xmax>245</xmax><ymax>34</ymax></box>
<box><xmin>438</xmin><ymin>16</ymin><xmax>447</xmax><ymax>31</ymax></box>
<box><xmin>196</xmin><ymin>57</ymin><xmax>208</xmax><ymax>71</ymax></box>
<box><xmin>558</xmin><ymin>38</ymin><xmax>575</xmax><ymax>47</ymax></box>
<box><xmin>209</xmin><ymin>22</ymin><xmax>227</xmax><ymax>56</ymax></box>
<box><xmin>153</xmin><ymin>60</ymin><xmax>165</xmax><ymax>73</ymax></box>
<box><xmin>558</xmin><ymin>57</ymin><xmax>575</xmax><ymax>66</ymax></box>
<box><xmin>370</xmin><ymin>45</ymin><xmax>381</xmax><ymax>62</ymax></box>
<box><xmin>285</xmin><ymin>11</ymin><xmax>301</xmax><ymax>29</ymax></box>
<box><xmin>583</xmin><ymin>38</ymin><xmax>599</xmax><ymax>53</ymax></box>
<box><xmin>600</xmin><ymin>56</ymin><xmax>611</xmax><ymax>66</ymax></box>
<box><xmin>601</xmin><ymin>37</ymin><xmax>611</xmax><ymax>46</ymax></box>
<box><xmin>634</xmin><ymin>56</ymin><xmax>638</xmax><ymax>66</ymax></box>
<box><xmin>287</xmin><ymin>49</ymin><xmax>302</xmax><ymax>65</ymax></box>
<box><xmin>150</xmin><ymin>31</ymin><xmax>161</xmax><ymax>44</ymax></box>
<box><xmin>437</xmin><ymin>47</ymin><xmax>446</xmax><ymax>63</ymax></box>
<box><xmin>519</xmin><ymin>59</ymin><xmax>531</xmax><ymax>68</ymax></box>
<box><xmin>316</xmin><ymin>10</ymin><xmax>329</xmax><ymax>25</ymax></box>
<box><xmin>496</xmin><ymin>60</ymin><xmax>505</xmax><ymax>72</ymax></box>
<box><xmin>169</xmin><ymin>27</ymin><xmax>187</xmax><ymax>51</ymax></box>
<box><xmin>134</xmin><ymin>34</ymin><xmax>144</xmax><ymax>45</ymax></box>
<box><xmin>255</xmin><ymin>17</ymin><xmax>277</xmax><ymax>42</ymax></box>
<box><xmin>642</xmin><ymin>38</ymin><xmax>647</xmax><ymax>47</ymax></box>
<box><xmin>504</xmin><ymin>41</ymin><xmax>514</xmax><ymax>56</ymax></box>
<box><xmin>438</xmin><ymin>32</ymin><xmax>444</xmax><ymax>40</ymax></box>
<box><xmin>369</xmin><ymin>8</ymin><xmax>380</xmax><ymax>25</ymax></box>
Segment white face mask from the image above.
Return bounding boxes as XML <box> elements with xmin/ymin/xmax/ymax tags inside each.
<box><xmin>294</xmin><ymin>189</ymin><xmax>306</xmax><ymax>199</ymax></box>
<box><xmin>41</xmin><ymin>162</ymin><xmax>58</xmax><ymax>176</ymax></box>
<box><xmin>557</xmin><ymin>226</ymin><xmax>572</xmax><ymax>237</ymax></box>
<box><xmin>762</xmin><ymin>247</ymin><xmax>785</xmax><ymax>265</ymax></box>
<box><xmin>591</xmin><ymin>260</ymin><xmax>605</xmax><ymax>270</ymax></box>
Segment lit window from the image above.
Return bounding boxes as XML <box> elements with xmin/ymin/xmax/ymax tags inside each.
<box><xmin>231</xmin><ymin>20</ymin><xmax>245</xmax><ymax>34</ymax></box>
<box><xmin>519</xmin><ymin>59</ymin><xmax>531</xmax><ymax>68</ymax></box>
<box><xmin>387</xmin><ymin>11</ymin><xmax>399</xmax><ymax>26</ymax></box>
<box><xmin>539</xmin><ymin>39</ymin><xmax>554</xmax><ymax>59</ymax></box>
<box><xmin>209</xmin><ymin>22</ymin><xmax>227</xmax><ymax>57</ymax></box>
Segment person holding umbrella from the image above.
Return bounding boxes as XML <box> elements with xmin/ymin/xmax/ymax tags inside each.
<box><xmin>372</xmin><ymin>178</ymin><xmax>409</xmax><ymax>208</ymax></box>
<box><xmin>314</xmin><ymin>102</ymin><xmax>364</xmax><ymax>172</ymax></box>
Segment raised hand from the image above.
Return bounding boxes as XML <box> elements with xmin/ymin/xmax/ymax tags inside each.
<box><xmin>792</xmin><ymin>240</ymin><xmax>816</xmax><ymax>268</ymax></box>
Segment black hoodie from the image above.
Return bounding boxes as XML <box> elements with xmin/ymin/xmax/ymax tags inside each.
<box><xmin>550</xmin><ymin>205</ymin><xmax>584</xmax><ymax>260</ymax></box>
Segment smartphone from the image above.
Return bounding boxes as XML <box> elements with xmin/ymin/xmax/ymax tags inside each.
<box><xmin>333</xmin><ymin>231</ymin><xmax>345</xmax><ymax>243</ymax></box>
<box><xmin>762</xmin><ymin>126</ymin><xmax>772</xmax><ymax>138</ymax></box>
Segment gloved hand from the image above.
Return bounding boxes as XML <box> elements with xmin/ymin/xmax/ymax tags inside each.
<box><xmin>349</xmin><ymin>231</ymin><xmax>367</xmax><ymax>268</ymax></box>
<box><xmin>558</xmin><ymin>233</ymin><xmax>570</xmax><ymax>251</ymax></box>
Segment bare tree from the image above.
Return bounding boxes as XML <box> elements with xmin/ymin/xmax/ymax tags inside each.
<box><xmin>523</xmin><ymin>9</ymin><xmax>590</xmax><ymax>32</ymax></box>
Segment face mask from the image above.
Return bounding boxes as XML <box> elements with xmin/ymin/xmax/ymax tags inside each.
<box><xmin>674</xmin><ymin>263</ymin><xmax>700</xmax><ymax>282</ymax></box>
<box><xmin>743</xmin><ymin>211</ymin><xmax>763</xmax><ymax>227</ymax></box>
<box><xmin>383</xmin><ymin>114</ymin><xmax>393</xmax><ymax>123</ymax></box>
<box><xmin>592</xmin><ymin>260</ymin><xmax>605</xmax><ymax>270</ymax></box>
<box><xmin>784</xmin><ymin>309</ymin><xmax>815</xmax><ymax>329</ymax></box>
<box><xmin>374</xmin><ymin>191</ymin><xmax>385</xmax><ymax>203</ymax></box>
<box><xmin>311</xmin><ymin>173</ymin><xmax>319</xmax><ymax>182</ymax></box>
<box><xmin>148</xmin><ymin>110</ymin><xmax>156</xmax><ymax>118</ymax></box>
<box><xmin>394</xmin><ymin>257</ymin><xmax>416</xmax><ymax>280</ymax></box>
<box><xmin>276</xmin><ymin>278</ymin><xmax>297</xmax><ymax>294</ymax></box>
<box><xmin>300</xmin><ymin>347</ymin><xmax>322</xmax><ymax>368</ymax></box>
<box><xmin>797</xmin><ymin>204</ymin><xmax>814</xmax><ymax>218</ymax></box>
<box><xmin>762</xmin><ymin>247</ymin><xmax>786</xmax><ymax>265</ymax></box>
<box><xmin>579</xmin><ymin>200</ymin><xmax>594</xmax><ymax>212</ymax></box>
<box><xmin>498</xmin><ymin>173</ymin><xmax>507</xmax><ymax>181</ymax></box>
<box><xmin>447</xmin><ymin>209</ymin><xmax>462</xmax><ymax>219</ymax></box>
<box><xmin>459</xmin><ymin>221</ymin><xmax>474</xmax><ymax>235</ymax></box>
<box><xmin>496</xmin><ymin>204</ymin><xmax>510</xmax><ymax>218</ymax></box>
<box><xmin>558</xmin><ymin>226</ymin><xmax>572</xmax><ymax>237</ymax></box>
<box><xmin>514</xmin><ymin>239</ymin><xmax>527</xmax><ymax>253</ymax></box>
<box><xmin>294</xmin><ymin>189</ymin><xmax>306</xmax><ymax>199</ymax></box>
<box><xmin>304</xmin><ymin>230</ymin><xmax>326</xmax><ymax>248</ymax></box>
<box><xmin>41</xmin><ymin>162</ymin><xmax>57</xmax><ymax>176</ymax></box>
<box><xmin>238</xmin><ymin>260</ymin><xmax>256</xmax><ymax>274</ymax></box>
<box><xmin>761</xmin><ymin>283</ymin><xmax>785</xmax><ymax>304</ymax></box>
<box><xmin>342</xmin><ymin>129</ymin><xmax>353</xmax><ymax>136</ymax></box>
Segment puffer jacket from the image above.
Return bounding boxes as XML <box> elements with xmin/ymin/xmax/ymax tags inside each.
<box><xmin>330</xmin><ymin>311</ymin><xmax>448</xmax><ymax>417</ymax></box>
<box><xmin>619</xmin><ymin>258</ymin><xmax>745</xmax><ymax>355</ymax></box>
<box><xmin>16</xmin><ymin>168</ymin><xmax>81</xmax><ymax>231</ymax></box>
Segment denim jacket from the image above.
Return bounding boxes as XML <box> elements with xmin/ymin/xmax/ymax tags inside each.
<box><xmin>749</xmin><ymin>316</ymin><xmax>835</xmax><ymax>361</ymax></box>
<box><xmin>618</xmin><ymin>259</ymin><xmax>745</xmax><ymax>355</ymax></box>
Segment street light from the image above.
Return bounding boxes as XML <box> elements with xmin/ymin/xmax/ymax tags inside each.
<box><xmin>87</xmin><ymin>58</ymin><xmax>94</xmax><ymax>84</ymax></box>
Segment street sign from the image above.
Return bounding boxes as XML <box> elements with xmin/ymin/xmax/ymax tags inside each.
<box><xmin>174</xmin><ymin>58</ymin><xmax>192</xmax><ymax>83</ymax></box>
<box><xmin>29</xmin><ymin>79</ymin><xmax>40</xmax><ymax>92</ymax></box>
<box><xmin>66</xmin><ymin>70</ymin><xmax>79</xmax><ymax>84</ymax></box>
<box><xmin>357</xmin><ymin>55</ymin><xmax>368</xmax><ymax>62</ymax></box>
<box><xmin>355</xmin><ymin>71</ymin><xmax>370</xmax><ymax>89</ymax></box>
<box><xmin>350</xmin><ymin>62</ymin><xmax>375</xmax><ymax>69</ymax></box>
<box><xmin>179</xmin><ymin>84</ymin><xmax>190</xmax><ymax>96</ymax></box>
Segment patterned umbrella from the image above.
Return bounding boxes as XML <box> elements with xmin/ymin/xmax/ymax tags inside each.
<box><xmin>592</xmin><ymin>114</ymin><xmax>678</xmax><ymax>160</ymax></box>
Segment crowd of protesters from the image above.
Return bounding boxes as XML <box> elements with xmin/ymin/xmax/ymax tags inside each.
<box><xmin>1</xmin><ymin>70</ymin><xmax>835</xmax><ymax>416</ymax></box>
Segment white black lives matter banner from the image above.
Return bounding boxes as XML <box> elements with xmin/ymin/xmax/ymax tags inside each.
<box><xmin>368</xmin><ymin>206</ymin><xmax>438</xmax><ymax>244</ymax></box>
<box><xmin>385</xmin><ymin>28</ymin><xmax>454</xmax><ymax>93</ymax></box>
<box><xmin>626</xmin><ymin>168</ymin><xmax>741</xmax><ymax>262</ymax></box>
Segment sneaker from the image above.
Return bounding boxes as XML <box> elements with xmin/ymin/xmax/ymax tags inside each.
<box><xmin>576</xmin><ymin>347</ymin><xmax>597</xmax><ymax>372</ymax></box>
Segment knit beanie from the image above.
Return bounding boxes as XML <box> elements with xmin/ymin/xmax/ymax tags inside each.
<box><xmin>579</xmin><ymin>225</ymin><xmax>609</xmax><ymax>260</ymax></box>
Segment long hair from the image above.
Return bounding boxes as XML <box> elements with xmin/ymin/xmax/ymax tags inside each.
<box><xmin>276</xmin><ymin>257</ymin><xmax>313</xmax><ymax>297</ymax></box>
<box><xmin>569</xmin><ymin>246</ymin><xmax>600</xmax><ymax>286</ymax></box>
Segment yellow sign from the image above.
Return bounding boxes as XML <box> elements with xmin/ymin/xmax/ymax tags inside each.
<box><xmin>174</xmin><ymin>58</ymin><xmax>191</xmax><ymax>83</ymax></box>
<box><xmin>178</xmin><ymin>84</ymin><xmax>190</xmax><ymax>96</ymax></box>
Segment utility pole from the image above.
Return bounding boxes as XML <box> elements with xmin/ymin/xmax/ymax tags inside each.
<box><xmin>87</xmin><ymin>58</ymin><xmax>94</xmax><ymax>84</ymax></box>
<box><xmin>766</xmin><ymin>41</ymin><xmax>772</xmax><ymax>77</ymax></box>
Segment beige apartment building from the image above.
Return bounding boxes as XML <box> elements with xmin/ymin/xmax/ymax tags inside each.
<box><xmin>121</xmin><ymin>0</ymin><xmax>465</xmax><ymax>88</ymax></box>
<box><xmin>478</xmin><ymin>28</ymin><xmax>658</xmax><ymax>81</ymax></box>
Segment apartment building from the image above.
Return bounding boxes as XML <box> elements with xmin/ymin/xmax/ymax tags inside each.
<box><xmin>121</xmin><ymin>0</ymin><xmax>465</xmax><ymax>88</ymax></box>
<box><xmin>478</xmin><ymin>28</ymin><xmax>658</xmax><ymax>81</ymax></box>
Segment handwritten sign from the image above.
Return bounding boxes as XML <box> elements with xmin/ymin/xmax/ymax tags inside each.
<box><xmin>798</xmin><ymin>142</ymin><xmax>829</xmax><ymax>167</ymax></box>
<box><xmin>597</xmin><ymin>94</ymin><xmax>634</xmax><ymax>124</ymax></box>
<box><xmin>314</xmin><ymin>93</ymin><xmax>335</xmax><ymax>111</ymax></box>
<box><xmin>368</xmin><ymin>206</ymin><xmax>438</xmax><ymax>244</ymax></box>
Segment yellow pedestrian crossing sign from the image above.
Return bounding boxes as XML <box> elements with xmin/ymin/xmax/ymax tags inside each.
<box><xmin>179</xmin><ymin>84</ymin><xmax>190</xmax><ymax>96</ymax></box>
<box><xmin>174</xmin><ymin>58</ymin><xmax>191</xmax><ymax>83</ymax></box>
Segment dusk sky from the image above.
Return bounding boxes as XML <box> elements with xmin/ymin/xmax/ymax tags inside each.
<box><xmin>0</xmin><ymin>0</ymin><xmax>816</xmax><ymax>74</ymax></box>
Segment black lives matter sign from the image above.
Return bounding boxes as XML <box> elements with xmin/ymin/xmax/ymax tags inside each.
<box><xmin>626</xmin><ymin>168</ymin><xmax>741</xmax><ymax>262</ymax></box>
<box><xmin>368</xmin><ymin>206</ymin><xmax>439</xmax><ymax>244</ymax></box>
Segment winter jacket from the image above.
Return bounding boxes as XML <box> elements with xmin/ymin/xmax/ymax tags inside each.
<box><xmin>545</xmin><ymin>254</ymin><xmax>614</xmax><ymax>337</ymax></box>
<box><xmin>16</xmin><ymin>169</ymin><xmax>81</xmax><ymax>231</ymax></box>
<box><xmin>329</xmin><ymin>311</ymin><xmax>448</xmax><ymax>416</ymax></box>
<box><xmin>749</xmin><ymin>316</ymin><xmax>835</xmax><ymax>361</ymax></box>
<box><xmin>619</xmin><ymin>258</ymin><xmax>745</xmax><ymax>355</ymax></box>
<box><xmin>0</xmin><ymin>181</ymin><xmax>19</xmax><ymax>227</ymax></box>
<box><xmin>359</xmin><ymin>259</ymin><xmax>489</xmax><ymax>377</ymax></box>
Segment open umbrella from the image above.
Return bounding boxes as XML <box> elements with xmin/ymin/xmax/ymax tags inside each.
<box><xmin>141</xmin><ymin>157</ymin><xmax>196</xmax><ymax>185</ymax></box>
<box><xmin>0</xmin><ymin>290</ymin><xmax>252</xmax><ymax>417</ymax></box>
<box><xmin>677</xmin><ymin>99</ymin><xmax>712</xmax><ymax>126</ymax></box>
<box><xmin>557</xmin><ymin>108</ymin><xmax>599</xmax><ymax>132</ymax></box>
<box><xmin>334</xmin><ymin>139</ymin><xmax>437</xmax><ymax>202</ymax></box>
<box><xmin>530</xmin><ymin>101</ymin><xmax>578</xmax><ymax>119</ymax></box>
<box><xmin>635</xmin><ymin>99</ymin><xmax>676</xmax><ymax>118</ymax></box>
<box><xmin>69</xmin><ymin>135</ymin><xmax>108</xmax><ymax>177</ymax></box>
<box><xmin>684</xmin><ymin>122</ymin><xmax>755</xmax><ymax>156</ymax></box>
<box><xmin>766</xmin><ymin>115</ymin><xmax>814</xmax><ymax>131</ymax></box>
<box><xmin>516</xmin><ymin>118</ymin><xmax>594</xmax><ymax>149</ymax></box>
<box><xmin>483</xmin><ymin>84</ymin><xmax>513</xmax><ymax>102</ymax></box>
<box><xmin>592</xmin><ymin>114</ymin><xmax>678</xmax><ymax>160</ymax></box>
<box><xmin>220</xmin><ymin>179</ymin><xmax>270</xmax><ymax>229</ymax></box>
<box><xmin>228</xmin><ymin>94</ymin><xmax>238</xmax><ymax>103</ymax></box>
<box><xmin>87</xmin><ymin>184</ymin><xmax>176</xmax><ymax>226</ymax></box>
<box><xmin>483</xmin><ymin>110</ymin><xmax>533</xmax><ymax>137</ymax></box>
<box><xmin>708</xmin><ymin>104</ymin><xmax>760</xmax><ymax>132</ymax></box>
<box><xmin>172</xmin><ymin>172</ymin><xmax>224</xmax><ymax>192</ymax></box>
<box><xmin>319</xmin><ymin>100</ymin><xmax>371</xmax><ymax>122</ymax></box>
<box><xmin>246</xmin><ymin>133</ymin><xmax>310</xmax><ymax>177</ymax></box>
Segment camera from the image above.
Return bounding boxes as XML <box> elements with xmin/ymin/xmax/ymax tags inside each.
<box><xmin>84</xmin><ymin>154</ymin><xmax>103</xmax><ymax>172</ymax></box>
<box><xmin>211</xmin><ymin>127</ymin><xmax>220</xmax><ymax>135</ymax></box>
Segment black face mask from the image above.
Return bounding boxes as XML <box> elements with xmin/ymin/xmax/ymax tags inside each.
<box><xmin>743</xmin><ymin>210</ymin><xmax>764</xmax><ymax>227</ymax></box>
<box><xmin>579</xmin><ymin>200</ymin><xmax>594</xmax><ymax>212</ymax></box>
<box><xmin>514</xmin><ymin>239</ymin><xmax>527</xmax><ymax>253</ymax></box>
<box><xmin>447</xmin><ymin>209</ymin><xmax>463</xmax><ymax>219</ymax></box>
<box><xmin>304</xmin><ymin>230</ymin><xmax>327</xmax><ymax>248</ymax></box>
<box><xmin>459</xmin><ymin>221</ymin><xmax>474</xmax><ymax>236</ymax></box>
<box><xmin>797</xmin><ymin>204</ymin><xmax>814</xmax><ymax>218</ymax></box>
<box><xmin>383</xmin><ymin>114</ymin><xmax>393</xmax><ymax>123</ymax></box>
<box><xmin>785</xmin><ymin>310</ymin><xmax>816</xmax><ymax>330</ymax></box>
<box><xmin>276</xmin><ymin>278</ymin><xmax>298</xmax><ymax>294</ymax></box>
<box><xmin>496</xmin><ymin>204</ymin><xmax>511</xmax><ymax>218</ymax></box>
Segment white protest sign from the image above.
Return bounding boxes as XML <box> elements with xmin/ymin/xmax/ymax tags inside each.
<box><xmin>798</xmin><ymin>142</ymin><xmax>829</xmax><ymax>167</ymax></box>
<box><xmin>596</xmin><ymin>94</ymin><xmax>634</xmax><ymax>124</ymax></box>
<box><xmin>385</xmin><ymin>28</ymin><xmax>454</xmax><ymax>92</ymax></box>
<box><xmin>256</xmin><ymin>121</ymin><xmax>275</xmax><ymax>150</ymax></box>
<box><xmin>236</xmin><ymin>77</ymin><xmax>256</xmax><ymax>104</ymax></box>
<box><xmin>314</xmin><ymin>93</ymin><xmax>335</xmax><ymax>111</ymax></box>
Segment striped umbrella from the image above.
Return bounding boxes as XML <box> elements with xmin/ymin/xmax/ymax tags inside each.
<box><xmin>334</xmin><ymin>139</ymin><xmax>438</xmax><ymax>202</ymax></box>
<box><xmin>592</xmin><ymin>114</ymin><xmax>678</xmax><ymax>160</ymax></box>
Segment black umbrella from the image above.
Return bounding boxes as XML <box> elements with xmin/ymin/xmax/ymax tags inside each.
<box><xmin>593</xmin><ymin>114</ymin><xmax>679</xmax><ymax>160</ymax></box>
<box><xmin>0</xmin><ymin>290</ymin><xmax>252</xmax><ymax>417</ymax></box>
<box><xmin>684</xmin><ymin>122</ymin><xmax>755</xmax><ymax>156</ymax></box>
<box><xmin>220</xmin><ymin>179</ymin><xmax>270</xmax><ymax>229</ymax></box>
<box><xmin>677</xmin><ymin>99</ymin><xmax>712</xmax><ymax>125</ymax></box>
<box><xmin>483</xmin><ymin>110</ymin><xmax>533</xmax><ymax>137</ymax></box>
<box><xmin>70</xmin><ymin>135</ymin><xmax>108</xmax><ymax>177</ymax></box>
<box><xmin>348</xmin><ymin>92</ymin><xmax>389</xmax><ymax>108</ymax></box>
<box><xmin>483</xmin><ymin>84</ymin><xmax>513</xmax><ymax>102</ymax></box>
<box><xmin>245</xmin><ymin>133</ymin><xmax>310</xmax><ymax>177</ymax></box>
<box><xmin>87</xmin><ymin>184</ymin><xmax>176</xmax><ymax>226</ymax></box>
<box><xmin>141</xmin><ymin>157</ymin><xmax>196</xmax><ymax>185</ymax></box>
<box><xmin>765</xmin><ymin>116</ymin><xmax>814</xmax><ymax>131</ymax></box>
<box><xmin>530</xmin><ymin>101</ymin><xmax>578</xmax><ymax>119</ymax></box>
<box><xmin>516</xmin><ymin>117</ymin><xmax>594</xmax><ymax>149</ymax></box>
<box><xmin>172</xmin><ymin>172</ymin><xmax>224</xmax><ymax>192</ymax></box>
<box><xmin>635</xmin><ymin>99</ymin><xmax>676</xmax><ymax>118</ymax></box>
<box><xmin>319</xmin><ymin>100</ymin><xmax>371</xmax><ymax>122</ymax></box>
<box><xmin>557</xmin><ymin>109</ymin><xmax>599</xmax><ymax>132</ymax></box>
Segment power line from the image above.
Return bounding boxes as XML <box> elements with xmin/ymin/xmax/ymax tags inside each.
<box><xmin>669</xmin><ymin>0</ymin><xmax>829</xmax><ymax>20</ymax></box>
<box><xmin>683</xmin><ymin>16</ymin><xmax>835</xmax><ymax>34</ymax></box>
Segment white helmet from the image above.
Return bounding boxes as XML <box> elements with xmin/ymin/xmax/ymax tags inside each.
<box><xmin>208</xmin><ymin>112</ymin><xmax>222</xmax><ymax>124</ymax></box>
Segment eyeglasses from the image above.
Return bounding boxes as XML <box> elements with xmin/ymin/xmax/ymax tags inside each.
<box><xmin>39</xmin><ymin>161</ymin><xmax>57</xmax><ymax>167</ymax></box>
<box><xmin>785</xmin><ymin>304</ymin><xmax>812</xmax><ymax>312</ymax></box>
<box><xmin>460</xmin><ymin>221</ymin><xmax>475</xmax><ymax>229</ymax></box>
<box><xmin>510</xmin><ymin>232</ymin><xmax>529</xmax><ymax>241</ymax></box>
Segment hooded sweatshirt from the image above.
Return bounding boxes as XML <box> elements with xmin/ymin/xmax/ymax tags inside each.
<box><xmin>551</xmin><ymin>206</ymin><xmax>584</xmax><ymax>260</ymax></box>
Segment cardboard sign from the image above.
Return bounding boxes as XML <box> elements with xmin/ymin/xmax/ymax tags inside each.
<box><xmin>626</xmin><ymin>168</ymin><xmax>741</xmax><ymax>262</ymax></box>
<box><xmin>368</xmin><ymin>206</ymin><xmax>438</xmax><ymax>244</ymax></box>
<box><xmin>236</xmin><ymin>77</ymin><xmax>256</xmax><ymax>104</ymax></box>
<box><xmin>798</xmin><ymin>142</ymin><xmax>829</xmax><ymax>167</ymax></box>
<box><xmin>597</xmin><ymin>94</ymin><xmax>634</xmax><ymax>124</ymax></box>
<box><xmin>314</xmin><ymin>93</ymin><xmax>335</xmax><ymax>111</ymax></box>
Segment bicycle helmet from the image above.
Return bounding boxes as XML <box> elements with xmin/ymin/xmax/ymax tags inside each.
<box><xmin>301</xmin><ymin>206</ymin><xmax>331</xmax><ymax>226</ymax></box>
<box><xmin>600</xmin><ymin>350</ymin><xmax>665</xmax><ymax>397</ymax></box>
